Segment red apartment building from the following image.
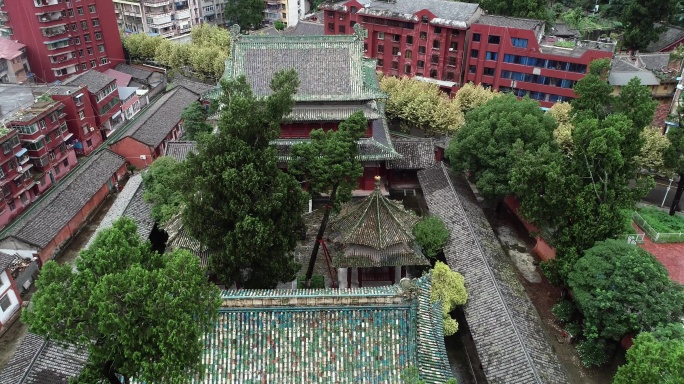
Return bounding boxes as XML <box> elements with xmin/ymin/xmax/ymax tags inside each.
<box><xmin>7</xmin><ymin>100</ymin><xmax>78</xmax><ymax>197</ymax></box>
<box><xmin>63</xmin><ymin>70</ymin><xmax>122</xmax><ymax>137</ymax></box>
<box><xmin>322</xmin><ymin>0</ymin><xmax>615</xmax><ymax>107</ymax></box>
<box><xmin>33</xmin><ymin>84</ymin><xmax>103</xmax><ymax>156</ymax></box>
<box><xmin>0</xmin><ymin>129</ymin><xmax>34</xmax><ymax>227</ymax></box>
<box><xmin>0</xmin><ymin>0</ymin><xmax>125</xmax><ymax>83</ymax></box>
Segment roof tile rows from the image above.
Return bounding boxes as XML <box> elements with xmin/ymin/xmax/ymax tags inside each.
<box><xmin>0</xmin><ymin>38</ymin><xmax>26</xmax><ymax>61</ymax></box>
<box><xmin>164</xmin><ymin>141</ymin><xmax>198</xmax><ymax>161</ymax></box>
<box><xmin>0</xmin><ymin>333</ymin><xmax>87</xmax><ymax>384</ymax></box>
<box><xmin>387</xmin><ymin>135</ymin><xmax>438</xmax><ymax>170</ymax></box>
<box><xmin>63</xmin><ymin>70</ymin><xmax>116</xmax><ymax>94</ymax></box>
<box><xmin>476</xmin><ymin>14</ymin><xmax>544</xmax><ymax>30</ymax></box>
<box><xmin>0</xmin><ymin>250</ymin><xmax>15</xmax><ymax>271</ymax></box>
<box><xmin>418</xmin><ymin>163</ymin><xmax>569</xmax><ymax>384</ymax></box>
<box><xmin>115</xmin><ymin>63</ymin><xmax>155</xmax><ymax>81</ymax></box>
<box><xmin>119</xmin><ymin>86</ymin><xmax>199</xmax><ymax>147</ymax></box>
<box><xmin>5</xmin><ymin>150</ymin><xmax>125</xmax><ymax>249</ymax></box>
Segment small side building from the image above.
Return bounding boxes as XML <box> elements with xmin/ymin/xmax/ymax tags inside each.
<box><xmin>115</xmin><ymin>63</ymin><xmax>167</xmax><ymax>101</ymax></box>
<box><xmin>0</xmin><ymin>38</ymin><xmax>30</xmax><ymax>84</ymax></box>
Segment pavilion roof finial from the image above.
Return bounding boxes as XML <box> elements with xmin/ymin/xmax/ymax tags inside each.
<box><xmin>374</xmin><ymin>175</ymin><xmax>381</xmax><ymax>190</ymax></box>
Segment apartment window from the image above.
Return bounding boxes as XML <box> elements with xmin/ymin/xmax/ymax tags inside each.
<box><xmin>71</xmin><ymin>23</ymin><xmax>77</xmax><ymax>31</ymax></box>
<box><xmin>63</xmin><ymin>158</ymin><xmax>69</xmax><ymax>167</ymax></box>
<box><xmin>48</xmin><ymin>113</ymin><xmax>57</xmax><ymax>123</ymax></box>
<box><xmin>77</xmin><ymin>7</ymin><xmax>84</xmax><ymax>15</ymax></box>
<box><xmin>338</xmin><ymin>25</ymin><xmax>345</xmax><ymax>33</ymax></box>
<box><xmin>8</xmin><ymin>201</ymin><xmax>14</xmax><ymax>212</ymax></box>
<box><xmin>100</xmin><ymin>57</ymin><xmax>108</xmax><ymax>65</ymax></box>
<box><xmin>377</xmin><ymin>44</ymin><xmax>384</xmax><ymax>53</ymax></box>
<box><xmin>429</xmin><ymin>69</ymin><xmax>437</xmax><ymax>78</ymax></box>
<box><xmin>84</xmin><ymin>34</ymin><xmax>91</xmax><ymax>43</ymax></box>
<box><xmin>417</xmin><ymin>60</ymin><xmax>424</xmax><ymax>68</ymax></box>
<box><xmin>26</xmin><ymin>140</ymin><xmax>45</xmax><ymax>151</ymax></box>
<box><xmin>92</xmin><ymin>18</ymin><xmax>100</xmax><ymax>27</ymax></box>
<box><xmin>86</xmin><ymin>139</ymin><xmax>92</xmax><ymax>147</ymax></box>
<box><xmin>327</xmin><ymin>11</ymin><xmax>334</xmax><ymax>18</ymax></box>
<box><xmin>391</xmin><ymin>61</ymin><xmax>398</xmax><ymax>70</ymax></box>
<box><xmin>68</xmin><ymin>9</ymin><xmax>74</xmax><ymax>17</ymax></box>
<box><xmin>488</xmin><ymin>35</ymin><xmax>500</xmax><ymax>44</ymax></box>
<box><xmin>74</xmin><ymin>37</ymin><xmax>80</xmax><ymax>45</ymax></box>
<box><xmin>350</xmin><ymin>6</ymin><xmax>357</xmax><ymax>13</ymax></box>
<box><xmin>420</xmin><ymin>32</ymin><xmax>427</xmax><ymax>40</ymax></box>
<box><xmin>446</xmin><ymin>72</ymin><xmax>455</xmax><ymax>81</ymax></box>
<box><xmin>504</xmin><ymin>38</ymin><xmax>526</xmax><ymax>49</ymax></box>
<box><xmin>469</xmin><ymin>65</ymin><xmax>476</xmax><ymax>73</ymax></box>
<box><xmin>421</xmin><ymin>16</ymin><xmax>428</xmax><ymax>23</ymax></box>
<box><xmin>434</xmin><ymin>26</ymin><xmax>441</xmax><ymax>34</ymax></box>
<box><xmin>377</xmin><ymin>59</ymin><xmax>384</xmax><ymax>66</ymax></box>
<box><xmin>38</xmin><ymin>119</ymin><xmax>47</xmax><ymax>129</ymax></box>
<box><xmin>431</xmin><ymin>54</ymin><xmax>439</xmax><ymax>65</ymax></box>
<box><xmin>471</xmin><ymin>49</ymin><xmax>478</xmax><ymax>58</ymax></box>
<box><xmin>447</xmin><ymin>57</ymin><xmax>456</xmax><ymax>67</ymax></box>
<box><xmin>82</xmin><ymin>124</ymin><xmax>89</xmax><ymax>134</ymax></box>
<box><xmin>483</xmin><ymin>67</ymin><xmax>495</xmax><ymax>76</ymax></box>
<box><xmin>363</xmin><ymin>43</ymin><xmax>368</xmax><ymax>52</ymax></box>
<box><xmin>405</xmin><ymin>50</ymin><xmax>412</xmax><ymax>59</ymax></box>
<box><xmin>472</xmin><ymin>33</ymin><xmax>480</xmax><ymax>42</ymax></box>
<box><xmin>78</xmin><ymin>110</ymin><xmax>85</xmax><ymax>119</ymax></box>
<box><xmin>81</xmin><ymin>63</ymin><xmax>87</xmax><ymax>70</ymax></box>
<box><xmin>78</xmin><ymin>49</ymin><xmax>84</xmax><ymax>57</ymax></box>
<box><xmin>377</xmin><ymin>32</ymin><xmax>384</xmax><ymax>40</ymax></box>
<box><xmin>81</xmin><ymin>21</ymin><xmax>88</xmax><ymax>30</ymax></box>
<box><xmin>95</xmin><ymin>32</ymin><xmax>102</xmax><ymax>40</ymax></box>
<box><xmin>350</xmin><ymin>21</ymin><xmax>356</xmax><ymax>29</ymax></box>
<box><xmin>45</xmin><ymin>134</ymin><xmax>52</xmax><ymax>144</ymax></box>
<box><xmin>90</xmin><ymin>60</ymin><xmax>96</xmax><ymax>68</ymax></box>
<box><xmin>406</xmin><ymin>35</ymin><xmax>413</xmax><ymax>45</ymax></box>
<box><xmin>2</xmin><ymin>185</ymin><xmax>10</xmax><ymax>198</ymax></box>
<box><xmin>55</xmin><ymin>164</ymin><xmax>61</xmax><ymax>174</ymax></box>
<box><xmin>392</xmin><ymin>46</ymin><xmax>399</xmax><ymax>55</ymax></box>
<box><xmin>98</xmin><ymin>44</ymin><xmax>105</xmax><ymax>53</ymax></box>
<box><xmin>485</xmin><ymin>51</ymin><xmax>498</xmax><ymax>61</ymax></box>
<box><xmin>327</xmin><ymin>22</ymin><xmax>336</xmax><ymax>32</ymax></box>
<box><xmin>87</xmin><ymin>47</ymin><xmax>93</xmax><ymax>55</ymax></box>
<box><xmin>450</xmin><ymin>42</ymin><xmax>458</xmax><ymax>51</ymax></box>
<box><xmin>338</xmin><ymin>13</ymin><xmax>345</xmax><ymax>20</ymax></box>
<box><xmin>451</xmin><ymin>29</ymin><xmax>460</xmax><ymax>36</ymax></box>
<box><xmin>392</xmin><ymin>34</ymin><xmax>400</xmax><ymax>42</ymax></box>
<box><xmin>404</xmin><ymin>64</ymin><xmax>411</xmax><ymax>74</ymax></box>
<box><xmin>88</xmin><ymin>4</ymin><xmax>96</xmax><ymax>13</ymax></box>
<box><xmin>432</xmin><ymin>40</ymin><xmax>440</xmax><ymax>49</ymax></box>
<box><xmin>418</xmin><ymin>46</ymin><xmax>426</xmax><ymax>54</ymax></box>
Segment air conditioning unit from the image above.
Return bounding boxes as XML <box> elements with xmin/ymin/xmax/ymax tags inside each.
<box><xmin>89</xmin><ymin>127</ymin><xmax>94</xmax><ymax>132</ymax></box>
<box><xmin>448</xmin><ymin>48</ymin><xmax>454</xmax><ymax>51</ymax></box>
<box><xmin>395</xmin><ymin>52</ymin><xmax>401</xmax><ymax>56</ymax></box>
<box><xmin>17</xmin><ymin>166</ymin><xmax>22</xmax><ymax>172</ymax></box>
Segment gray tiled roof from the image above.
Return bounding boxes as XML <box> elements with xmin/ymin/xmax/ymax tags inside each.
<box><xmin>288</xmin><ymin>103</ymin><xmax>381</xmax><ymax>121</ymax></box>
<box><xmin>0</xmin><ymin>333</ymin><xmax>87</xmax><ymax>384</ymax></box>
<box><xmin>387</xmin><ymin>135</ymin><xmax>437</xmax><ymax>170</ymax></box>
<box><xmin>164</xmin><ymin>141</ymin><xmax>198</xmax><ymax>161</ymax></box>
<box><xmin>609</xmin><ymin>71</ymin><xmax>660</xmax><ymax>86</ymax></box>
<box><xmin>63</xmin><ymin>70</ymin><xmax>115</xmax><ymax>94</ymax></box>
<box><xmin>115</xmin><ymin>63</ymin><xmax>154</xmax><ymax>81</ymax></box>
<box><xmin>638</xmin><ymin>53</ymin><xmax>672</xmax><ymax>72</ymax></box>
<box><xmin>418</xmin><ymin>163</ymin><xmax>569</xmax><ymax>384</ymax></box>
<box><xmin>5</xmin><ymin>150</ymin><xmax>125</xmax><ymax>249</ymax></box>
<box><xmin>119</xmin><ymin>87</ymin><xmax>199</xmax><ymax>147</ymax></box>
<box><xmin>163</xmin><ymin>213</ymin><xmax>216</xmax><ymax>269</ymax></box>
<box><xmin>198</xmin><ymin>276</ymin><xmax>451</xmax><ymax>383</ymax></box>
<box><xmin>223</xmin><ymin>34</ymin><xmax>385</xmax><ymax>101</ymax></box>
<box><xmin>476</xmin><ymin>14</ymin><xmax>544</xmax><ymax>30</ymax></box>
<box><xmin>169</xmin><ymin>75</ymin><xmax>215</xmax><ymax>96</ymax></box>
<box><xmin>646</xmin><ymin>24</ymin><xmax>684</xmax><ymax>52</ymax></box>
<box><xmin>257</xmin><ymin>21</ymin><xmax>325</xmax><ymax>36</ymax></box>
<box><xmin>323</xmin><ymin>0</ymin><xmax>481</xmax><ymax>28</ymax></box>
<box><xmin>0</xmin><ymin>251</ymin><xmax>14</xmax><ymax>271</ymax></box>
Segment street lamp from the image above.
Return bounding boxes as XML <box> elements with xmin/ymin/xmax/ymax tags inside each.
<box><xmin>662</xmin><ymin>178</ymin><xmax>674</xmax><ymax>207</ymax></box>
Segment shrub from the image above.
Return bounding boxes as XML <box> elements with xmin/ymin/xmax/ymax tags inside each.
<box><xmin>576</xmin><ymin>338</ymin><xmax>608</xmax><ymax>367</ymax></box>
<box><xmin>413</xmin><ymin>215</ymin><xmax>449</xmax><ymax>258</ymax></box>
<box><xmin>551</xmin><ymin>299</ymin><xmax>576</xmax><ymax>324</ymax></box>
<box><xmin>297</xmin><ymin>275</ymin><xmax>325</xmax><ymax>288</ymax></box>
<box><xmin>539</xmin><ymin>259</ymin><xmax>563</xmax><ymax>286</ymax></box>
<box><xmin>274</xmin><ymin>20</ymin><xmax>285</xmax><ymax>30</ymax></box>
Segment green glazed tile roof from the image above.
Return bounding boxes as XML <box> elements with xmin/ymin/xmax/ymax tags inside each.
<box><xmin>216</xmin><ymin>34</ymin><xmax>385</xmax><ymax>102</ymax></box>
<box><xmin>196</xmin><ymin>276</ymin><xmax>452</xmax><ymax>384</ymax></box>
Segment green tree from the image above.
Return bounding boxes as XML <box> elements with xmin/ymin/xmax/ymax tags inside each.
<box><xmin>622</xmin><ymin>0</ymin><xmax>674</xmax><ymax>51</ymax></box>
<box><xmin>22</xmin><ymin>217</ymin><xmax>221</xmax><ymax>384</ymax></box>
<box><xmin>225</xmin><ymin>0</ymin><xmax>264</xmax><ymax>31</ymax></box>
<box><xmin>613</xmin><ymin>77</ymin><xmax>658</xmax><ymax>133</ymax></box>
<box><xmin>178</xmin><ymin>71</ymin><xmax>306</xmax><ymax>288</ymax></box>
<box><xmin>665</xmin><ymin>127</ymin><xmax>684</xmax><ymax>215</ymax></box>
<box><xmin>636</xmin><ymin>127</ymin><xmax>672</xmax><ymax>177</ymax></box>
<box><xmin>478</xmin><ymin>0</ymin><xmax>549</xmax><ymax>20</ymax></box>
<box><xmin>430</xmin><ymin>261</ymin><xmax>467</xmax><ymax>336</ymax></box>
<box><xmin>571</xmin><ymin>73</ymin><xmax>613</xmax><ymax>119</ymax></box>
<box><xmin>613</xmin><ymin>323</ymin><xmax>684</xmax><ymax>384</ymax></box>
<box><xmin>289</xmin><ymin>112</ymin><xmax>368</xmax><ymax>286</ymax></box>
<box><xmin>547</xmin><ymin>102</ymin><xmax>574</xmax><ymax>154</ymax></box>
<box><xmin>182</xmin><ymin>101</ymin><xmax>213</xmax><ymax>140</ymax></box>
<box><xmin>453</xmin><ymin>82</ymin><xmax>501</xmax><ymax>114</ymax></box>
<box><xmin>568</xmin><ymin>239</ymin><xmax>684</xmax><ymax>366</ymax></box>
<box><xmin>446</xmin><ymin>94</ymin><xmax>556</xmax><ymax>201</ymax></box>
<box><xmin>122</xmin><ymin>33</ymin><xmax>165</xmax><ymax>62</ymax></box>
<box><xmin>413</xmin><ymin>215</ymin><xmax>449</xmax><ymax>259</ymax></box>
<box><xmin>274</xmin><ymin>20</ymin><xmax>285</xmax><ymax>30</ymax></box>
<box><xmin>142</xmin><ymin>156</ymin><xmax>185</xmax><ymax>224</ymax></box>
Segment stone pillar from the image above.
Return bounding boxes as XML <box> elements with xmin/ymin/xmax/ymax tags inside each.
<box><xmin>350</xmin><ymin>268</ymin><xmax>359</xmax><ymax>288</ymax></box>
<box><xmin>394</xmin><ymin>266</ymin><xmax>402</xmax><ymax>285</ymax></box>
<box><xmin>337</xmin><ymin>268</ymin><xmax>348</xmax><ymax>289</ymax></box>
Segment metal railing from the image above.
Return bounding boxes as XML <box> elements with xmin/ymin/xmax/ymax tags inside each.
<box><xmin>632</xmin><ymin>211</ymin><xmax>684</xmax><ymax>243</ymax></box>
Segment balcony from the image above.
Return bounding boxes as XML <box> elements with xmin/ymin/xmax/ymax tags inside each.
<box><xmin>50</xmin><ymin>52</ymin><xmax>76</xmax><ymax>64</ymax></box>
<box><xmin>37</xmin><ymin>12</ymin><xmax>64</xmax><ymax>23</ymax></box>
<box><xmin>142</xmin><ymin>0</ymin><xmax>171</xmax><ymax>5</ymax></box>
<box><xmin>176</xmin><ymin>9</ymin><xmax>190</xmax><ymax>19</ymax></box>
<box><xmin>145</xmin><ymin>6</ymin><xmax>172</xmax><ymax>15</ymax></box>
<box><xmin>0</xmin><ymin>12</ymin><xmax>8</xmax><ymax>22</ymax></box>
<box><xmin>34</xmin><ymin>0</ymin><xmax>60</xmax><ymax>7</ymax></box>
<box><xmin>17</xmin><ymin>154</ymin><xmax>29</xmax><ymax>165</ymax></box>
<box><xmin>41</xmin><ymin>25</ymin><xmax>67</xmax><ymax>38</ymax></box>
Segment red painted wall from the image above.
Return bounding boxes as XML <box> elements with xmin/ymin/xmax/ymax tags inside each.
<box><xmin>0</xmin><ymin>0</ymin><xmax>125</xmax><ymax>83</ymax></box>
<box><xmin>109</xmin><ymin>137</ymin><xmax>155</xmax><ymax>169</ymax></box>
<box><xmin>49</xmin><ymin>89</ymin><xmax>102</xmax><ymax>155</ymax></box>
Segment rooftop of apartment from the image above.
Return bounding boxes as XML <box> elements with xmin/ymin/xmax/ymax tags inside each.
<box><xmin>6</xmin><ymin>100</ymin><xmax>62</xmax><ymax>123</ymax></box>
<box><xmin>609</xmin><ymin>52</ymin><xmax>683</xmax><ymax>86</ymax></box>
<box><xmin>0</xmin><ymin>38</ymin><xmax>26</xmax><ymax>61</ymax></box>
<box><xmin>0</xmin><ymin>84</ymin><xmax>38</xmax><ymax>124</ymax></box>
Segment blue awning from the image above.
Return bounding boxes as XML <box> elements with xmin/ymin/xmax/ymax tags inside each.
<box><xmin>73</xmin><ymin>142</ymin><xmax>83</xmax><ymax>149</ymax></box>
<box><xmin>14</xmin><ymin>148</ymin><xmax>27</xmax><ymax>157</ymax></box>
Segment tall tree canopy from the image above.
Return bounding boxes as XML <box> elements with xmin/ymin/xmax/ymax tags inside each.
<box><xmin>142</xmin><ymin>156</ymin><xmax>185</xmax><ymax>224</ymax></box>
<box><xmin>664</xmin><ymin>127</ymin><xmax>684</xmax><ymax>214</ymax></box>
<box><xmin>568</xmin><ymin>240</ymin><xmax>684</xmax><ymax>366</ymax></box>
<box><xmin>446</xmin><ymin>94</ymin><xmax>556</xmax><ymax>201</ymax></box>
<box><xmin>413</xmin><ymin>215</ymin><xmax>449</xmax><ymax>259</ymax></box>
<box><xmin>613</xmin><ymin>323</ymin><xmax>684</xmax><ymax>384</ymax></box>
<box><xmin>22</xmin><ymin>218</ymin><xmax>221</xmax><ymax>384</ymax></box>
<box><xmin>477</xmin><ymin>0</ymin><xmax>549</xmax><ymax>21</ymax></box>
<box><xmin>181</xmin><ymin>101</ymin><xmax>213</xmax><ymax>140</ymax></box>
<box><xmin>225</xmin><ymin>0</ymin><xmax>264</xmax><ymax>31</ymax></box>
<box><xmin>430</xmin><ymin>261</ymin><xmax>467</xmax><ymax>336</ymax></box>
<box><xmin>178</xmin><ymin>70</ymin><xmax>306</xmax><ymax>288</ymax></box>
<box><xmin>622</xmin><ymin>0</ymin><xmax>674</xmax><ymax>51</ymax></box>
<box><xmin>289</xmin><ymin>112</ymin><xmax>367</xmax><ymax>285</ymax></box>
<box><xmin>613</xmin><ymin>77</ymin><xmax>658</xmax><ymax>133</ymax></box>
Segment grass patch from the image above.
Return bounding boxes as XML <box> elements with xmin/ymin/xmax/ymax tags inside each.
<box><xmin>636</xmin><ymin>206</ymin><xmax>684</xmax><ymax>233</ymax></box>
<box><xmin>297</xmin><ymin>275</ymin><xmax>325</xmax><ymax>289</ymax></box>
<box><xmin>620</xmin><ymin>209</ymin><xmax>637</xmax><ymax>234</ymax></box>
<box><xmin>554</xmin><ymin>40</ymin><xmax>576</xmax><ymax>48</ymax></box>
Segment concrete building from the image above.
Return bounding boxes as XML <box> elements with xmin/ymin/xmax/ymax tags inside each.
<box><xmin>120</xmin><ymin>0</ymin><xmax>201</xmax><ymax>37</ymax></box>
<box><xmin>114</xmin><ymin>0</ymin><xmax>148</xmax><ymax>33</ymax></box>
<box><xmin>0</xmin><ymin>38</ymin><xmax>30</xmax><ymax>84</ymax></box>
<box><xmin>321</xmin><ymin>0</ymin><xmax>615</xmax><ymax>107</ymax></box>
<box><xmin>63</xmin><ymin>70</ymin><xmax>123</xmax><ymax>138</ymax></box>
<box><xmin>201</xmin><ymin>0</ymin><xmax>227</xmax><ymax>26</ymax></box>
<box><xmin>0</xmin><ymin>0</ymin><xmax>125</xmax><ymax>83</ymax></box>
<box><xmin>264</xmin><ymin>0</ymin><xmax>307</xmax><ymax>27</ymax></box>
<box><xmin>609</xmin><ymin>53</ymin><xmax>682</xmax><ymax>101</ymax></box>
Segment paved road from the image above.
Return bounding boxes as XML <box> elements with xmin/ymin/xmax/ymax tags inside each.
<box><xmin>643</xmin><ymin>178</ymin><xmax>681</xmax><ymax>209</ymax></box>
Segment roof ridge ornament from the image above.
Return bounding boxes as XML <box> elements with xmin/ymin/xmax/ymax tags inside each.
<box><xmin>229</xmin><ymin>24</ymin><xmax>241</xmax><ymax>45</ymax></box>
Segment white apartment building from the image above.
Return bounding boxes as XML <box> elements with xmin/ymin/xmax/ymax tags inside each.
<box><xmin>114</xmin><ymin>0</ymin><xmax>202</xmax><ymax>37</ymax></box>
<box><xmin>264</xmin><ymin>0</ymin><xmax>307</xmax><ymax>27</ymax></box>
